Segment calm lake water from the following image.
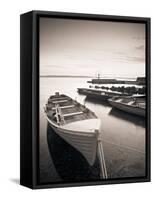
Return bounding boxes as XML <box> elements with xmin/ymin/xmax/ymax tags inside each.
<box><xmin>39</xmin><ymin>77</ymin><xmax>145</xmax><ymax>184</ymax></box>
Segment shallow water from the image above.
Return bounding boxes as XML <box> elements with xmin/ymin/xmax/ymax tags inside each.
<box><xmin>39</xmin><ymin>77</ymin><xmax>145</xmax><ymax>184</ymax></box>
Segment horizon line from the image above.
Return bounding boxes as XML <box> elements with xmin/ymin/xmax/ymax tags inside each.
<box><xmin>40</xmin><ymin>75</ymin><xmax>93</xmax><ymax>78</ymax></box>
<box><xmin>40</xmin><ymin>75</ymin><xmax>145</xmax><ymax>79</ymax></box>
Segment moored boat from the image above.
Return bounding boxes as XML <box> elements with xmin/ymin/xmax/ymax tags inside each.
<box><xmin>44</xmin><ymin>92</ymin><xmax>101</xmax><ymax>166</ymax></box>
<box><xmin>78</xmin><ymin>88</ymin><xmax>129</xmax><ymax>101</ymax></box>
<box><xmin>108</xmin><ymin>96</ymin><xmax>145</xmax><ymax>117</ymax></box>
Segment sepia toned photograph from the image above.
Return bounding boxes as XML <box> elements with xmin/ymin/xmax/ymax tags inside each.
<box><xmin>39</xmin><ymin>15</ymin><xmax>149</xmax><ymax>185</ymax></box>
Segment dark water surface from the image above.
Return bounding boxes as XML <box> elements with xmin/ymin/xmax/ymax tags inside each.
<box><xmin>39</xmin><ymin>77</ymin><xmax>145</xmax><ymax>184</ymax></box>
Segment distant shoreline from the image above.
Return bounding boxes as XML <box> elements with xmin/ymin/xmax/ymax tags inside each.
<box><xmin>40</xmin><ymin>75</ymin><xmax>140</xmax><ymax>79</ymax></box>
<box><xmin>40</xmin><ymin>75</ymin><xmax>93</xmax><ymax>78</ymax></box>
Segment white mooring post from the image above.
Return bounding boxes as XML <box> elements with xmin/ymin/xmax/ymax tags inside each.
<box><xmin>97</xmin><ymin>132</ymin><xmax>108</xmax><ymax>179</ymax></box>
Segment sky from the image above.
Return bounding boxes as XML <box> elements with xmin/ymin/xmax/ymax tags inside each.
<box><xmin>40</xmin><ymin>17</ymin><xmax>145</xmax><ymax>78</ymax></box>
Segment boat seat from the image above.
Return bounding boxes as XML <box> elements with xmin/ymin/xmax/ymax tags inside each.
<box><xmin>52</xmin><ymin>105</ymin><xmax>75</xmax><ymax>110</ymax></box>
<box><xmin>63</xmin><ymin>111</ymin><xmax>83</xmax><ymax>117</ymax></box>
<box><xmin>115</xmin><ymin>99</ymin><xmax>122</xmax><ymax>102</ymax></box>
<box><xmin>50</xmin><ymin>97</ymin><xmax>69</xmax><ymax>101</ymax></box>
<box><xmin>52</xmin><ymin>100</ymin><xmax>68</xmax><ymax>104</ymax></box>
<box><xmin>127</xmin><ymin>101</ymin><xmax>134</xmax><ymax>105</ymax></box>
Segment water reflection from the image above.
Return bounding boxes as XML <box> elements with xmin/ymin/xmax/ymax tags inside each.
<box><xmin>47</xmin><ymin>124</ymin><xmax>100</xmax><ymax>182</ymax></box>
<box><xmin>40</xmin><ymin>77</ymin><xmax>146</xmax><ymax>183</ymax></box>
<box><xmin>109</xmin><ymin>108</ymin><xmax>145</xmax><ymax>128</ymax></box>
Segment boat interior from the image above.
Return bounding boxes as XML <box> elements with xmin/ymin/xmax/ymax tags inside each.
<box><xmin>45</xmin><ymin>93</ymin><xmax>97</xmax><ymax>126</ymax></box>
<box><xmin>114</xmin><ymin>96</ymin><xmax>145</xmax><ymax>109</ymax></box>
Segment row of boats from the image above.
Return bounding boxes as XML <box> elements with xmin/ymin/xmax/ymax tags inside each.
<box><xmin>77</xmin><ymin>88</ymin><xmax>145</xmax><ymax>117</ymax></box>
<box><xmin>44</xmin><ymin>87</ymin><xmax>146</xmax><ymax>172</ymax></box>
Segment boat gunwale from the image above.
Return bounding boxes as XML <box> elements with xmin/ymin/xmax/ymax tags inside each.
<box><xmin>108</xmin><ymin>98</ymin><xmax>145</xmax><ymax>110</ymax></box>
<box><xmin>45</xmin><ymin>115</ymin><xmax>99</xmax><ymax>137</ymax></box>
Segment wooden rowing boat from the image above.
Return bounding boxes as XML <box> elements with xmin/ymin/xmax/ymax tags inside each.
<box><xmin>44</xmin><ymin>92</ymin><xmax>101</xmax><ymax>166</ymax></box>
<box><xmin>78</xmin><ymin>88</ymin><xmax>129</xmax><ymax>101</ymax></box>
<box><xmin>108</xmin><ymin>96</ymin><xmax>145</xmax><ymax>117</ymax></box>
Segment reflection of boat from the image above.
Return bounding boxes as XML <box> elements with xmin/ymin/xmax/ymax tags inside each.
<box><xmin>44</xmin><ymin>92</ymin><xmax>101</xmax><ymax>166</ymax></box>
<box><xmin>47</xmin><ymin>124</ymin><xmax>100</xmax><ymax>181</ymax></box>
<box><xmin>109</xmin><ymin>108</ymin><xmax>145</xmax><ymax>128</ymax></box>
<box><xmin>108</xmin><ymin>96</ymin><xmax>145</xmax><ymax>117</ymax></box>
<box><xmin>85</xmin><ymin>96</ymin><xmax>109</xmax><ymax>107</ymax></box>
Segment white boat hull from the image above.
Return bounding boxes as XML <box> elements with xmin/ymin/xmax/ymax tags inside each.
<box><xmin>46</xmin><ymin>117</ymin><xmax>101</xmax><ymax>166</ymax></box>
<box><xmin>109</xmin><ymin>100</ymin><xmax>145</xmax><ymax>117</ymax></box>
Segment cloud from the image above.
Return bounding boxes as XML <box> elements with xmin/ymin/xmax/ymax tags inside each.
<box><xmin>135</xmin><ymin>45</ymin><xmax>145</xmax><ymax>50</ymax></box>
<box><xmin>124</xmin><ymin>56</ymin><xmax>145</xmax><ymax>63</ymax></box>
<box><xmin>132</xmin><ymin>36</ymin><xmax>145</xmax><ymax>41</ymax></box>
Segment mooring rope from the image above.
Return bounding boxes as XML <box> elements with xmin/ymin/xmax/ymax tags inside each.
<box><xmin>97</xmin><ymin>134</ymin><xmax>108</xmax><ymax>179</ymax></box>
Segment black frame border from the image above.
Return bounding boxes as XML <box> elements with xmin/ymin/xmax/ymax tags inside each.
<box><xmin>31</xmin><ymin>11</ymin><xmax>151</xmax><ymax>189</ymax></box>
